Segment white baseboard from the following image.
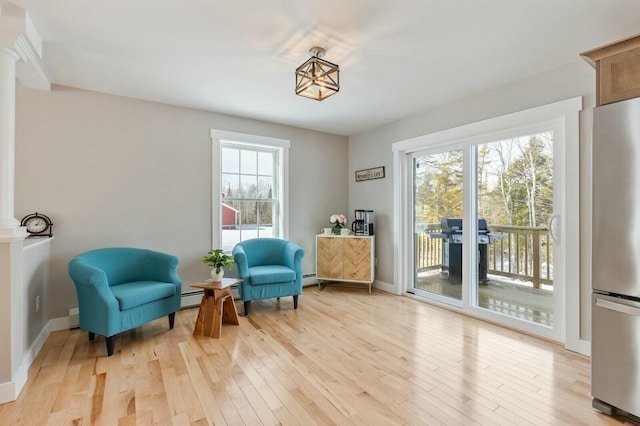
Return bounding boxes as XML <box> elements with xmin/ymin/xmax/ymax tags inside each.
<box><xmin>181</xmin><ymin>286</ymin><xmax>241</xmax><ymax>309</ymax></box>
<box><xmin>303</xmin><ymin>276</ymin><xmax>318</xmax><ymax>286</ymax></box>
<box><xmin>52</xmin><ymin>292</ymin><xmax>245</xmax><ymax>327</ymax></box>
<box><xmin>50</xmin><ymin>315</ymin><xmax>73</xmax><ymax>331</ymax></box>
<box><xmin>373</xmin><ymin>279</ymin><xmax>396</xmax><ymax>294</ymax></box>
<box><xmin>56</xmin><ymin>297</ymin><xmax>215</xmax><ymax>325</ymax></box>
<box><xmin>68</xmin><ymin>307</ymin><xmax>79</xmax><ymax>328</ymax></box>
<box><xmin>181</xmin><ymin>291</ymin><xmax>203</xmax><ymax>309</ymax></box>
<box><xmin>0</xmin><ymin>378</ymin><xmax>21</xmax><ymax>405</ymax></box>
<box><xmin>0</xmin><ymin>318</ymin><xmax>53</xmax><ymax>404</ymax></box>
<box><xmin>573</xmin><ymin>339</ymin><xmax>591</xmax><ymax>356</ymax></box>
<box><xmin>23</xmin><ymin>321</ymin><xmax>52</xmax><ymax>371</ymax></box>
<box><xmin>304</xmin><ymin>275</ymin><xmax>394</xmax><ymax>294</ymax></box>
<box><xmin>0</xmin><ymin>362</ymin><xmax>27</xmax><ymax>404</ymax></box>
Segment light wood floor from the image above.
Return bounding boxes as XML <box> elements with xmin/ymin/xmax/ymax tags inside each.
<box><xmin>0</xmin><ymin>286</ymin><xmax>631</xmax><ymax>425</ymax></box>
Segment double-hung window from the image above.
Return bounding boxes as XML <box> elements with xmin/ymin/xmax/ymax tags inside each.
<box><xmin>211</xmin><ymin>130</ymin><xmax>289</xmax><ymax>251</ymax></box>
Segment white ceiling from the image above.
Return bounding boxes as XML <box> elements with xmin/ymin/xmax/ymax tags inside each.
<box><xmin>12</xmin><ymin>0</ymin><xmax>640</xmax><ymax>136</ymax></box>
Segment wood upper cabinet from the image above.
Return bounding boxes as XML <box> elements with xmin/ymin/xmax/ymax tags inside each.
<box><xmin>581</xmin><ymin>34</ymin><xmax>640</xmax><ymax>106</ymax></box>
<box><xmin>316</xmin><ymin>235</ymin><xmax>375</xmax><ymax>284</ymax></box>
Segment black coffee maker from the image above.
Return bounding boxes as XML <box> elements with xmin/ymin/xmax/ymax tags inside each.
<box><xmin>352</xmin><ymin>210</ymin><xmax>374</xmax><ymax>235</ymax></box>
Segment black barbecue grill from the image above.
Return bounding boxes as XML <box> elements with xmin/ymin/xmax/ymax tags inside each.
<box><xmin>429</xmin><ymin>218</ymin><xmax>504</xmax><ymax>284</ymax></box>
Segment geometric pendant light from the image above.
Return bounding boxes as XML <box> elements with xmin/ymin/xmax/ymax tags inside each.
<box><xmin>295</xmin><ymin>47</ymin><xmax>340</xmax><ymax>101</ymax></box>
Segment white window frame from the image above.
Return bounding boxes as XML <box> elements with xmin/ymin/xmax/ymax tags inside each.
<box><xmin>210</xmin><ymin>129</ymin><xmax>290</xmax><ymax>250</ymax></box>
<box><xmin>392</xmin><ymin>97</ymin><xmax>585</xmax><ymax>353</ymax></box>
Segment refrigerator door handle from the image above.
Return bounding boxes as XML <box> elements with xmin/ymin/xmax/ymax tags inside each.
<box><xmin>595</xmin><ymin>296</ymin><xmax>640</xmax><ymax>316</ymax></box>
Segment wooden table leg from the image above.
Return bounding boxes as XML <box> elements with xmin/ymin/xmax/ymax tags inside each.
<box><xmin>212</xmin><ymin>293</ymin><xmax>226</xmax><ymax>338</ymax></box>
<box><xmin>193</xmin><ymin>289</ymin><xmax>211</xmax><ymax>336</ymax></box>
<box><xmin>193</xmin><ymin>288</ymin><xmax>239</xmax><ymax>338</ymax></box>
<box><xmin>222</xmin><ymin>293</ymin><xmax>240</xmax><ymax>325</ymax></box>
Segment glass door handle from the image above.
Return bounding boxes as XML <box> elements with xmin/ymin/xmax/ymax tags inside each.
<box><xmin>548</xmin><ymin>214</ymin><xmax>560</xmax><ymax>245</ymax></box>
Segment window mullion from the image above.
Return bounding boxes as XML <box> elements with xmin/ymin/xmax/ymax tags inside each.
<box><xmin>219</xmin><ymin>139</ymin><xmax>284</xmax><ymax>249</ymax></box>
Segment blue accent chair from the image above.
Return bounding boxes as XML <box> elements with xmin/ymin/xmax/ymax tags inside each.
<box><xmin>68</xmin><ymin>247</ymin><xmax>182</xmax><ymax>356</ymax></box>
<box><xmin>232</xmin><ymin>238</ymin><xmax>304</xmax><ymax>315</ymax></box>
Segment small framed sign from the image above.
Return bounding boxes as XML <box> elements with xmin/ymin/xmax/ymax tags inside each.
<box><xmin>355</xmin><ymin>166</ymin><xmax>385</xmax><ymax>182</ymax></box>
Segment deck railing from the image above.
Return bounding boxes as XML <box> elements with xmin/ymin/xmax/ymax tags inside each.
<box><xmin>415</xmin><ymin>223</ymin><xmax>553</xmax><ymax>288</ymax></box>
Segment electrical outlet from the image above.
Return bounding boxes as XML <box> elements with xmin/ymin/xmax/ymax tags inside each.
<box><xmin>35</xmin><ymin>295</ymin><xmax>40</xmax><ymax>313</ymax></box>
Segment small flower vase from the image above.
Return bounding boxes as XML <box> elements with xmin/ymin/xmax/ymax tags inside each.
<box><xmin>332</xmin><ymin>224</ymin><xmax>343</xmax><ymax>235</ymax></box>
<box><xmin>211</xmin><ymin>269</ymin><xmax>224</xmax><ymax>282</ymax></box>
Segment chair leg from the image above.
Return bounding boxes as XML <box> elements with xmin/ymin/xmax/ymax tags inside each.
<box><xmin>293</xmin><ymin>295</ymin><xmax>298</xmax><ymax>309</ymax></box>
<box><xmin>168</xmin><ymin>312</ymin><xmax>176</xmax><ymax>329</ymax></box>
<box><xmin>106</xmin><ymin>335</ymin><xmax>115</xmax><ymax>357</ymax></box>
<box><xmin>244</xmin><ymin>301</ymin><xmax>250</xmax><ymax>316</ymax></box>
<box><xmin>88</xmin><ymin>331</ymin><xmax>95</xmax><ymax>342</ymax></box>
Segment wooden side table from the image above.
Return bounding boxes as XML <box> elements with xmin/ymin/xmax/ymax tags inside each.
<box><xmin>191</xmin><ymin>278</ymin><xmax>242</xmax><ymax>338</ymax></box>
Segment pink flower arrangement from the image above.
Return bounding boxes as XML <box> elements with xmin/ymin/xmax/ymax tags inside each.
<box><xmin>329</xmin><ymin>214</ymin><xmax>347</xmax><ymax>234</ymax></box>
<box><xmin>329</xmin><ymin>214</ymin><xmax>346</xmax><ymax>225</ymax></box>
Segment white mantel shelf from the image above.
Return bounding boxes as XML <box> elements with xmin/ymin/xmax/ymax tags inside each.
<box><xmin>23</xmin><ymin>236</ymin><xmax>53</xmax><ymax>250</ymax></box>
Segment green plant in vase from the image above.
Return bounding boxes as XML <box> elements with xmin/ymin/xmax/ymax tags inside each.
<box><xmin>202</xmin><ymin>249</ymin><xmax>234</xmax><ymax>281</ymax></box>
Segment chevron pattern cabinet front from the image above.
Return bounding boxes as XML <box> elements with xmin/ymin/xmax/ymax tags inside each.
<box><xmin>317</xmin><ymin>236</ymin><xmax>344</xmax><ymax>279</ymax></box>
<box><xmin>316</xmin><ymin>235</ymin><xmax>375</xmax><ymax>293</ymax></box>
<box><xmin>343</xmin><ymin>237</ymin><xmax>372</xmax><ymax>281</ymax></box>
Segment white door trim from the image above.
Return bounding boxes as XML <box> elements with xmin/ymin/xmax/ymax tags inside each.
<box><xmin>392</xmin><ymin>97</ymin><xmax>586</xmax><ymax>353</ymax></box>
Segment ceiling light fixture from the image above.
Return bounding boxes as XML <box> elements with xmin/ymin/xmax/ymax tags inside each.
<box><xmin>295</xmin><ymin>47</ymin><xmax>340</xmax><ymax>101</ymax></box>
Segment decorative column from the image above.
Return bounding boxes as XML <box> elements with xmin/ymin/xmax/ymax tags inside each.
<box><xmin>0</xmin><ymin>47</ymin><xmax>23</xmax><ymax>237</ymax></box>
<box><xmin>0</xmin><ymin>1</ymin><xmax>49</xmax><ymax>403</ymax></box>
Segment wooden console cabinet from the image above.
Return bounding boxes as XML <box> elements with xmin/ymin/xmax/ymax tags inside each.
<box><xmin>581</xmin><ymin>34</ymin><xmax>640</xmax><ymax>106</ymax></box>
<box><xmin>316</xmin><ymin>234</ymin><xmax>375</xmax><ymax>293</ymax></box>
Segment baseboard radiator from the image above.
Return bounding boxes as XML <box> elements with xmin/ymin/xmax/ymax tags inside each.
<box><xmin>69</xmin><ymin>274</ymin><xmax>318</xmax><ymax>320</ymax></box>
<box><xmin>69</xmin><ymin>275</ymin><xmax>320</xmax><ymax>321</ymax></box>
<box><xmin>68</xmin><ymin>307</ymin><xmax>79</xmax><ymax>328</ymax></box>
<box><xmin>181</xmin><ymin>274</ymin><xmax>318</xmax><ymax>308</ymax></box>
<box><xmin>181</xmin><ymin>289</ymin><xmax>206</xmax><ymax>308</ymax></box>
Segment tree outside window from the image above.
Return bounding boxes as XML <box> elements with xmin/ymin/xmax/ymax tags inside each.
<box><xmin>220</xmin><ymin>144</ymin><xmax>279</xmax><ymax>251</ymax></box>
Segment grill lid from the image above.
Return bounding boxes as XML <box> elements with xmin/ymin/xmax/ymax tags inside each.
<box><xmin>440</xmin><ymin>217</ymin><xmax>462</xmax><ymax>233</ymax></box>
<box><xmin>440</xmin><ymin>218</ymin><xmax>490</xmax><ymax>233</ymax></box>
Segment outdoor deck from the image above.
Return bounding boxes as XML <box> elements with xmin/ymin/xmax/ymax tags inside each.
<box><xmin>415</xmin><ymin>223</ymin><xmax>554</xmax><ymax>326</ymax></box>
<box><xmin>416</xmin><ymin>271</ymin><xmax>553</xmax><ymax>326</ymax></box>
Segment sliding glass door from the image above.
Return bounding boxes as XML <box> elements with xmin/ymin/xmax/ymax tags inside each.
<box><xmin>411</xmin><ymin>130</ymin><xmax>560</xmax><ymax>336</ymax></box>
<box><xmin>474</xmin><ymin>132</ymin><xmax>555</xmax><ymax>327</ymax></box>
<box><xmin>395</xmin><ymin>98</ymin><xmax>582</xmax><ymax>346</ymax></box>
<box><xmin>412</xmin><ymin>148</ymin><xmax>463</xmax><ymax>304</ymax></box>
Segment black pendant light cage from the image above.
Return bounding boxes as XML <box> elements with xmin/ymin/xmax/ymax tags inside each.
<box><xmin>295</xmin><ymin>51</ymin><xmax>340</xmax><ymax>101</ymax></box>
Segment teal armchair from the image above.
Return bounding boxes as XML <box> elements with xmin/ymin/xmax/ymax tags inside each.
<box><xmin>68</xmin><ymin>247</ymin><xmax>182</xmax><ymax>356</ymax></box>
<box><xmin>232</xmin><ymin>238</ymin><xmax>304</xmax><ymax>315</ymax></box>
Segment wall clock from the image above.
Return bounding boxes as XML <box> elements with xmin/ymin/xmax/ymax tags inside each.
<box><xmin>20</xmin><ymin>212</ymin><xmax>53</xmax><ymax>238</ymax></box>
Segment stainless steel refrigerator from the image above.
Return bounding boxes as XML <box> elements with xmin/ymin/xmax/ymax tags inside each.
<box><xmin>592</xmin><ymin>96</ymin><xmax>640</xmax><ymax>420</ymax></box>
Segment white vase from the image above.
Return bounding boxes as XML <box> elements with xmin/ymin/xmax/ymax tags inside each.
<box><xmin>211</xmin><ymin>269</ymin><xmax>224</xmax><ymax>282</ymax></box>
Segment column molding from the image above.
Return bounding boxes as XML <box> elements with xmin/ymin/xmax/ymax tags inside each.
<box><xmin>0</xmin><ymin>45</ymin><xmax>22</xmax><ymax>237</ymax></box>
<box><xmin>0</xmin><ymin>1</ymin><xmax>48</xmax><ymax>403</ymax></box>
<box><xmin>0</xmin><ymin>1</ymin><xmax>50</xmax><ymax>91</ymax></box>
<box><xmin>0</xmin><ymin>2</ymin><xmax>48</xmax><ymax>240</ymax></box>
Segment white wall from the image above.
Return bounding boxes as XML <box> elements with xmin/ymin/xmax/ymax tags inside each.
<box><xmin>13</xmin><ymin>60</ymin><xmax>598</xmax><ymax>343</ymax></box>
<box><xmin>348</xmin><ymin>60</ymin><xmax>596</xmax><ymax>342</ymax></box>
<box><xmin>22</xmin><ymin>239</ymin><xmax>50</xmax><ymax>353</ymax></box>
<box><xmin>15</xmin><ymin>84</ymin><xmax>348</xmax><ymax>319</ymax></box>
